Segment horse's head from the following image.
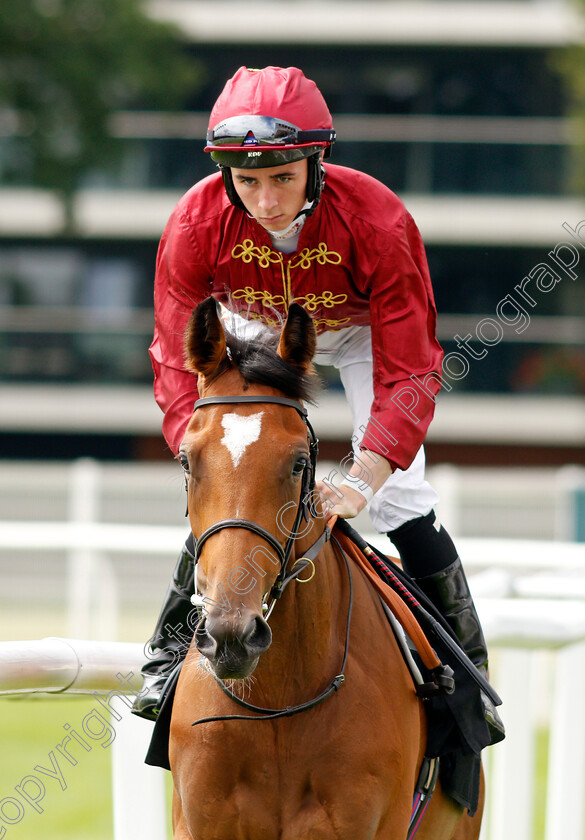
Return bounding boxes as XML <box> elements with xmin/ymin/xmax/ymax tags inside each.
<box><xmin>179</xmin><ymin>298</ymin><xmax>321</xmax><ymax>679</ymax></box>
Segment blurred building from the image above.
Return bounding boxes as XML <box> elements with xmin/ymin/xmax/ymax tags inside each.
<box><xmin>1</xmin><ymin>0</ymin><xmax>584</xmax><ymax>464</ymax></box>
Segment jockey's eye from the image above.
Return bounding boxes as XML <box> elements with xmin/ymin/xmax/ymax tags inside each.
<box><xmin>292</xmin><ymin>455</ymin><xmax>309</xmax><ymax>476</ymax></box>
<box><xmin>178</xmin><ymin>452</ymin><xmax>191</xmax><ymax>474</ymax></box>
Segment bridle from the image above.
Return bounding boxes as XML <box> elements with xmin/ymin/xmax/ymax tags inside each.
<box><xmin>190</xmin><ymin>394</ymin><xmax>322</xmax><ymax>603</ymax></box>
<box><xmin>187</xmin><ymin>393</ymin><xmax>353</xmax><ymax>725</ymax></box>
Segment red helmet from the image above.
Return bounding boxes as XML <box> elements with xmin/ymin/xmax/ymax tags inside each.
<box><xmin>205</xmin><ymin>67</ymin><xmax>336</xmax><ymax>211</ymax></box>
<box><xmin>205</xmin><ymin>66</ymin><xmax>335</xmax><ymax>167</ymax></box>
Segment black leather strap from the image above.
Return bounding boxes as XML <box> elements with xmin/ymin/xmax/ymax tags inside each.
<box><xmin>194</xmin><ymin>395</ymin><xmax>307</xmax><ymax>417</ymax></box>
<box><xmin>195</xmin><ymin>518</ymin><xmax>285</xmax><ymax>564</ymax></box>
<box><xmin>192</xmin><ymin>534</ymin><xmax>352</xmax><ymax>727</ymax></box>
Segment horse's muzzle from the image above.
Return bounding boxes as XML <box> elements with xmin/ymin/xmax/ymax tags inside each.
<box><xmin>195</xmin><ymin>611</ymin><xmax>272</xmax><ymax>679</ymax></box>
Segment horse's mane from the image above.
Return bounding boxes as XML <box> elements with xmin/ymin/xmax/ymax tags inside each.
<box><xmin>224</xmin><ymin>326</ymin><xmax>321</xmax><ymax>404</ymax></box>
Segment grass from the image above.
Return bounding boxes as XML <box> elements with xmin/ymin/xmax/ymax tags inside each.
<box><xmin>0</xmin><ymin>696</ymin><xmax>113</xmax><ymax>840</ymax></box>
<box><xmin>0</xmin><ymin>605</ymin><xmax>176</xmax><ymax>839</ymax></box>
<box><xmin>0</xmin><ymin>695</ymin><xmax>176</xmax><ymax>840</ymax></box>
<box><xmin>534</xmin><ymin>728</ymin><xmax>549</xmax><ymax>840</ymax></box>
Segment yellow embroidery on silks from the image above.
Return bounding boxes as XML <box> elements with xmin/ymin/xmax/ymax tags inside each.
<box><xmin>290</xmin><ymin>243</ymin><xmax>343</xmax><ymax>270</ymax></box>
<box><xmin>232</xmin><ymin>287</ymin><xmax>287</xmax><ymax>309</ymax></box>
<box><xmin>299</xmin><ymin>291</ymin><xmax>347</xmax><ymax>312</ymax></box>
<box><xmin>313</xmin><ymin>317</ymin><xmax>351</xmax><ymax>330</ymax></box>
<box><xmin>232</xmin><ymin>240</ymin><xmax>283</xmax><ymax>268</ymax></box>
<box><xmin>231</xmin><ymin>240</ymin><xmax>348</xmax><ymax>328</ymax></box>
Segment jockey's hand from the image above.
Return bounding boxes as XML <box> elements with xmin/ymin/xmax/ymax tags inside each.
<box><xmin>314</xmin><ymin>450</ymin><xmax>392</xmax><ymax>522</ymax></box>
<box><xmin>315</xmin><ymin>479</ymin><xmax>367</xmax><ymax>521</ymax></box>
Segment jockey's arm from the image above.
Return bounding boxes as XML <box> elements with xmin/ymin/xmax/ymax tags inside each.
<box><xmin>316</xmin><ymin>449</ymin><xmax>392</xmax><ymax>520</ymax></box>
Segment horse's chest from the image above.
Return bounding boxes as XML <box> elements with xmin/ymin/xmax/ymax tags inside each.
<box><xmin>180</xmin><ymin>738</ymin><xmax>392</xmax><ymax>840</ymax></box>
<box><xmin>183</xmin><ymin>784</ymin><xmax>375</xmax><ymax>840</ymax></box>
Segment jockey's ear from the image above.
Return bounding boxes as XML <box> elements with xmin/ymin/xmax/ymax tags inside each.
<box><xmin>184</xmin><ymin>297</ymin><xmax>229</xmax><ymax>379</ymax></box>
<box><xmin>277</xmin><ymin>303</ymin><xmax>316</xmax><ymax>373</ymax></box>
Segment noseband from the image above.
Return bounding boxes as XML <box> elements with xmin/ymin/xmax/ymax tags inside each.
<box><xmin>191</xmin><ymin>394</ymin><xmax>320</xmax><ymax>601</ymax></box>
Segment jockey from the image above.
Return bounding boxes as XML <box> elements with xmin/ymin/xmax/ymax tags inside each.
<box><xmin>133</xmin><ymin>66</ymin><xmax>504</xmax><ymax>744</ymax></box>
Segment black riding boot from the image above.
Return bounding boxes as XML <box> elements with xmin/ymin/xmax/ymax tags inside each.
<box><xmin>388</xmin><ymin>512</ymin><xmax>505</xmax><ymax>745</ymax></box>
<box><xmin>131</xmin><ymin>535</ymin><xmax>197</xmax><ymax>721</ymax></box>
<box><xmin>413</xmin><ymin>558</ymin><xmax>505</xmax><ymax>744</ymax></box>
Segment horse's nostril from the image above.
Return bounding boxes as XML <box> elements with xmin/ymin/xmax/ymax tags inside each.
<box><xmin>242</xmin><ymin>615</ymin><xmax>272</xmax><ymax>655</ymax></box>
<box><xmin>194</xmin><ymin>617</ymin><xmax>217</xmax><ymax>657</ymax></box>
<box><xmin>195</xmin><ymin>612</ymin><xmax>271</xmax><ymax>663</ymax></box>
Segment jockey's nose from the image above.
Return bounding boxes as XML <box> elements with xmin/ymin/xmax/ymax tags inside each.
<box><xmin>257</xmin><ymin>184</ymin><xmax>278</xmax><ymax>212</ymax></box>
<box><xmin>195</xmin><ymin>610</ymin><xmax>272</xmax><ymax>678</ymax></box>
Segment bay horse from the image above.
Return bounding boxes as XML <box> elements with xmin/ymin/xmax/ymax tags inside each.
<box><xmin>169</xmin><ymin>297</ymin><xmax>483</xmax><ymax>840</ymax></box>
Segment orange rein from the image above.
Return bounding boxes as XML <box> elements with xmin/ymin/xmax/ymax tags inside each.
<box><xmin>330</xmin><ymin>517</ymin><xmax>442</xmax><ymax>673</ymax></box>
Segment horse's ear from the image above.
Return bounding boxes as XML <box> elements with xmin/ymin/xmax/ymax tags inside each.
<box><xmin>184</xmin><ymin>297</ymin><xmax>229</xmax><ymax>378</ymax></box>
<box><xmin>277</xmin><ymin>303</ymin><xmax>316</xmax><ymax>372</ymax></box>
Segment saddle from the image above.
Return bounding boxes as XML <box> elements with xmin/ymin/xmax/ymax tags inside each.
<box><xmin>333</xmin><ymin>518</ymin><xmax>492</xmax><ymax>816</ymax></box>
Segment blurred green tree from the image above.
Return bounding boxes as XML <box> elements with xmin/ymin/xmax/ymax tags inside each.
<box><xmin>0</xmin><ymin>0</ymin><xmax>201</xmax><ymax>226</ymax></box>
<box><xmin>551</xmin><ymin>10</ymin><xmax>585</xmax><ymax>193</ymax></box>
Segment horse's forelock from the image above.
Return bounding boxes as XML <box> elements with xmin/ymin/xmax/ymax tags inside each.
<box><xmin>224</xmin><ymin>329</ymin><xmax>320</xmax><ymax>404</ymax></box>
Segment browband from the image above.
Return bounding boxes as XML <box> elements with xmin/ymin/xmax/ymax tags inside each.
<box><xmin>194</xmin><ymin>395</ymin><xmax>308</xmax><ymax>418</ymax></box>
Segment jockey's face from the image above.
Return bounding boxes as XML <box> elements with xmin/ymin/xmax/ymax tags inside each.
<box><xmin>230</xmin><ymin>158</ymin><xmax>309</xmax><ymax>232</ymax></box>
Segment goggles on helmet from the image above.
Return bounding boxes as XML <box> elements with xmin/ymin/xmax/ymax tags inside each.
<box><xmin>205</xmin><ymin>115</ymin><xmax>335</xmax><ymax>156</ymax></box>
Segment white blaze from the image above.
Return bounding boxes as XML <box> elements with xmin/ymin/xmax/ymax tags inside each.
<box><xmin>220</xmin><ymin>412</ymin><xmax>263</xmax><ymax>468</ymax></box>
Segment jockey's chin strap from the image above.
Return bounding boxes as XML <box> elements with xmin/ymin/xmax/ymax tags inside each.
<box><xmin>190</xmin><ymin>395</ymin><xmax>320</xmax><ymax>602</ymax></box>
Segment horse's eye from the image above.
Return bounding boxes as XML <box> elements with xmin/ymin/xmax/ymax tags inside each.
<box><xmin>292</xmin><ymin>456</ymin><xmax>308</xmax><ymax>476</ymax></box>
<box><xmin>178</xmin><ymin>452</ymin><xmax>191</xmax><ymax>474</ymax></box>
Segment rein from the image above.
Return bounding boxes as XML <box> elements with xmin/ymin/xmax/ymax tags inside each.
<box><xmin>192</xmin><ymin>534</ymin><xmax>352</xmax><ymax>726</ymax></box>
<box><xmin>188</xmin><ymin>393</ymin><xmax>351</xmax><ymax>726</ymax></box>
